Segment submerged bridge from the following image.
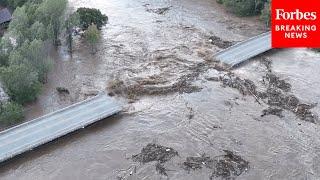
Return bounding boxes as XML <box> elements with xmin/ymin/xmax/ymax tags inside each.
<box><xmin>215</xmin><ymin>31</ymin><xmax>272</xmax><ymax>67</ymax></box>
<box><xmin>0</xmin><ymin>94</ymin><xmax>121</xmax><ymax>163</ymax></box>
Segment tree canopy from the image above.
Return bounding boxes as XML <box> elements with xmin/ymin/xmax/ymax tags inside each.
<box><xmin>0</xmin><ymin>65</ymin><xmax>42</xmax><ymax>104</ymax></box>
<box><xmin>0</xmin><ymin>102</ymin><xmax>24</xmax><ymax>126</ymax></box>
<box><xmin>77</xmin><ymin>8</ymin><xmax>108</xmax><ymax>29</ymax></box>
<box><xmin>260</xmin><ymin>1</ymin><xmax>271</xmax><ymax>27</ymax></box>
<box><xmin>85</xmin><ymin>24</ymin><xmax>100</xmax><ymax>54</ymax></box>
<box><xmin>35</xmin><ymin>0</ymin><xmax>67</xmax><ymax>45</ymax></box>
<box><xmin>218</xmin><ymin>0</ymin><xmax>268</xmax><ymax>17</ymax></box>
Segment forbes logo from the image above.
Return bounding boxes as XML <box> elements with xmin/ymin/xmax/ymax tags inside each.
<box><xmin>276</xmin><ymin>9</ymin><xmax>317</xmax><ymax>20</ymax></box>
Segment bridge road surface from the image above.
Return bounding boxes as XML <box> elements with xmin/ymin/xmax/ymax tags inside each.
<box><xmin>215</xmin><ymin>31</ymin><xmax>271</xmax><ymax>67</ymax></box>
<box><xmin>0</xmin><ymin>94</ymin><xmax>121</xmax><ymax>163</ymax></box>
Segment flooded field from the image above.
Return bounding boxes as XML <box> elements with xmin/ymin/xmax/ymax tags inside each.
<box><xmin>1</xmin><ymin>0</ymin><xmax>320</xmax><ymax>179</ymax></box>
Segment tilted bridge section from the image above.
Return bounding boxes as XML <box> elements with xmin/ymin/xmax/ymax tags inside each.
<box><xmin>0</xmin><ymin>93</ymin><xmax>121</xmax><ymax>163</ymax></box>
<box><xmin>215</xmin><ymin>31</ymin><xmax>272</xmax><ymax>67</ymax></box>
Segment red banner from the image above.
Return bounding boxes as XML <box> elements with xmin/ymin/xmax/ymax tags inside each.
<box><xmin>272</xmin><ymin>0</ymin><xmax>320</xmax><ymax>48</ymax></box>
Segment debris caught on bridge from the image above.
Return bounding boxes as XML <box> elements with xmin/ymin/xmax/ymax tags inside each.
<box><xmin>209</xmin><ymin>35</ymin><xmax>234</xmax><ymax>49</ymax></box>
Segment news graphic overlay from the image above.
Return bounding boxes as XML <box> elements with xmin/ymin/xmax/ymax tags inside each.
<box><xmin>272</xmin><ymin>0</ymin><xmax>320</xmax><ymax>48</ymax></box>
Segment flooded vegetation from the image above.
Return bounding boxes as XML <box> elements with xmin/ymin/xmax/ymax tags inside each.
<box><xmin>1</xmin><ymin>0</ymin><xmax>320</xmax><ymax>179</ymax></box>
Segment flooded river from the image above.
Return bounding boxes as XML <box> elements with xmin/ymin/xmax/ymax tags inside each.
<box><xmin>1</xmin><ymin>0</ymin><xmax>320</xmax><ymax>179</ymax></box>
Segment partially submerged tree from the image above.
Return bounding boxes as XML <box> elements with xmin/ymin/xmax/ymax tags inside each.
<box><xmin>29</xmin><ymin>21</ymin><xmax>47</xmax><ymax>40</ymax></box>
<box><xmin>85</xmin><ymin>24</ymin><xmax>100</xmax><ymax>54</ymax></box>
<box><xmin>76</xmin><ymin>8</ymin><xmax>108</xmax><ymax>29</ymax></box>
<box><xmin>0</xmin><ymin>65</ymin><xmax>42</xmax><ymax>104</ymax></box>
<box><xmin>260</xmin><ymin>1</ymin><xmax>271</xmax><ymax>27</ymax></box>
<box><xmin>9</xmin><ymin>40</ymin><xmax>53</xmax><ymax>83</ymax></box>
<box><xmin>8</xmin><ymin>6</ymin><xmax>29</xmax><ymax>46</ymax></box>
<box><xmin>35</xmin><ymin>0</ymin><xmax>67</xmax><ymax>46</ymax></box>
<box><xmin>0</xmin><ymin>102</ymin><xmax>24</xmax><ymax>126</ymax></box>
<box><xmin>65</xmin><ymin>12</ymin><xmax>80</xmax><ymax>53</ymax></box>
<box><xmin>0</xmin><ymin>0</ymin><xmax>28</xmax><ymax>8</ymax></box>
<box><xmin>0</xmin><ymin>49</ymin><xmax>9</xmax><ymax>67</ymax></box>
<box><xmin>220</xmin><ymin>0</ymin><xmax>267</xmax><ymax>16</ymax></box>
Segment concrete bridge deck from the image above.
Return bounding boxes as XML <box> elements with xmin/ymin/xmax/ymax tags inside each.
<box><xmin>0</xmin><ymin>94</ymin><xmax>121</xmax><ymax>163</ymax></box>
<box><xmin>215</xmin><ymin>31</ymin><xmax>272</xmax><ymax>67</ymax></box>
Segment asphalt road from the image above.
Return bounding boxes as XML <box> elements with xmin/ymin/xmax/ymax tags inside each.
<box><xmin>215</xmin><ymin>31</ymin><xmax>271</xmax><ymax>67</ymax></box>
<box><xmin>0</xmin><ymin>94</ymin><xmax>121</xmax><ymax>163</ymax></box>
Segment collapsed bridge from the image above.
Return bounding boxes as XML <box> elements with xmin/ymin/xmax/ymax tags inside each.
<box><xmin>215</xmin><ymin>31</ymin><xmax>272</xmax><ymax>67</ymax></box>
<box><xmin>0</xmin><ymin>93</ymin><xmax>121</xmax><ymax>163</ymax></box>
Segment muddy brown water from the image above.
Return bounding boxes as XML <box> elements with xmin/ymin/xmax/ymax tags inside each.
<box><xmin>1</xmin><ymin>0</ymin><xmax>320</xmax><ymax>179</ymax></box>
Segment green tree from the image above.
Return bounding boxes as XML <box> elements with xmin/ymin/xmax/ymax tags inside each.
<box><xmin>0</xmin><ymin>0</ymin><xmax>8</xmax><ymax>6</ymax></box>
<box><xmin>24</xmin><ymin>1</ymin><xmax>43</xmax><ymax>25</ymax></box>
<box><xmin>76</xmin><ymin>8</ymin><xmax>108</xmax><ymax>29</ymax></box>
<box><xmin>0</xmin><ymin>34</ymin><xmax>15</xmax><ymax>54</ymax></box>
<box><xmin>35</xmin><ymin>0</ymin><xmax>67</xmax><ymax>46</ymax></box>
<box><xmin>29</xmin><ymin>21</ymin><xmax>47</xmax><ymax>40</ymax></box>
<box><xmin>85</xmin><ymin>24</ymin><xmax>100</xmax><ymax>54</ymax></box>
<box><xmin>9</xmin><ymin>40</ymin><xmax>53</xmax><ymax>83</ymax></box>
<box><xmin>223</xmin><ymin>0</ymin><xmax>267</xmax><ymax>16</ymax></box>
<box><xmin>0</xmin><ymin>65</ymin><xmax>42</xmax><ymax>104</ymax></box>
<box><xmin>1</xmin><ymin>0</ymin><xmax>28</xmax><ymax>8</ymax></box>
<box><xmin>216</xmin><ymin>0</ymin><xmax>224</xmax><ymax>4</ymax></box>
<box><xmin>260</xmin><ymin>1</ymin><xmax>271</xmax><ymax>27</ymax></box>
<box><xmin>8</xmin><ymin>6</ymin><xmax>29</xmax><ymax>45</ymax></box>
<box><xmin>12</xmin><ymin>0</ymin><xmax>29</xmax><ymax>8</ymax></box>
<box><xmin>0</xmin><ymin>102</ymin><xmax>24</xmax><ymax>126</ymax></box>
<box><xmin>0</xmin><ymin>53</ymin><xmax>9</xmax><ymax>67</ymax></box>
<box><xmin>65</xmin><ymin>12</ymin><xmax>80</xmax><ymax>53</ymax></box>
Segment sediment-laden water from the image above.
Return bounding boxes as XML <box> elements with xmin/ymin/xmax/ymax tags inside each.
<box><xmin>1</xmin><ymin>0</ymin><xmax>320</xmax><ymax>179</ymax></box>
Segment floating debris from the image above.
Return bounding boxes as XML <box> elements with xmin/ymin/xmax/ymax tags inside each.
<box><xmin>146</xmin><ymin>6</ymin><xmax>173</xmax><ymax>15</ymax></box>
<box><xmin>155</xmin><ymin>162</ymin><xmax>168</xmax><ymax>176</ymax></box>
<box><xmin>261</xmin><ymin>107</ymin><xmax>284</xmax><ymax>118</ymax></box>
<box><xmin>263</xmin><ymin>73</ymin><xmax>291</xmax><ymax>92</ymax></box>
<box><xmin>107</xmin><ymin>63</ymin><xmax>207</xmax><ymax>99</ymax></box>
<box><xmin>183</xmin><ymin>151</ymin><xmax>249</xmax><ymax>179</ymax></box>
<box><xmin>211</xmin><ymin>150</ymin><xmax>249</xmax><ymax>180</ymax></box>
<box><xmin>183</xmin><ymin>154</ymin><xmax>214</xmax><ymax>171</ymax></box>
<box><xmin>107</xmin><ymin>77</ymin><xmax>201</xmax><ymax>99</ymax></box>
<box><xmin>209</xmin><ymin>36</ymin><xmax>234</xmax><ymax>49</ymax></box>
<box><xmin>186</xmin><ymin>103</ymin><xmax>195</xmax><ymax>120</ymax></box>
<box><xmin>217</xmin><ymin>61</ymin><xmax>318</xmax><ymax>123</ymax></box>
<box><xmin>56</xmin><ymin>87</ymin><xmax>70</xmax><ymax>94</ymax></box>
<box><xmin>132</xmin><ymin>143</ymin><xmax>178</xmax><ymax>163</ymax></box>
<box><xmin>132</xmin><ymin>144</ymin><xmax>178</xmax><ymax>177</ymax></box>
<box><xmin>260</xmin><ymin>71</ymin><xmax>317</xmax><ymax>122</ymax></box>
<box><xmin>220</xmin><ymin>73</ymin><xmax>257</xmax><ymax>96</ymax></box>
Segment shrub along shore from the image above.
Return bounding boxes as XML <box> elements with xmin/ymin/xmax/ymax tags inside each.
<box><xmin>217</xmin><ymin>0</ymin><xmax>270</xmax><ymax>26</ymax></box>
